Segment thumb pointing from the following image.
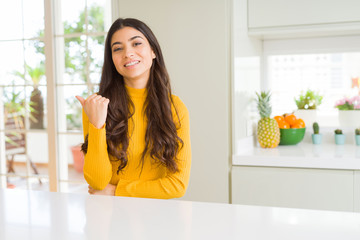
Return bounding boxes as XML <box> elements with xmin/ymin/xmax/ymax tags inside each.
<box><xmin>75</xmin><ymin>96</ymin><xmax>85</xmax><ymax>107</ymax></box>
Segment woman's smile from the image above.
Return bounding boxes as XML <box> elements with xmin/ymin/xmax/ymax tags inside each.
<box><xmin>124</xmin><ymin>60</ymin><xmax>140</xmax><ymax>68</ymax></box>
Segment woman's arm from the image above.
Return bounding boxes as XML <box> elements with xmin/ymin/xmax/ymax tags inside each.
<box><xmin>115</xmin><ymin>98</ymin><xmax>191</xmax><ymax>199</ymax></box>
<box><xmin>79</xmin><ymin>96</ymin><xmax>113</xmax><ymax>190</ymax></box>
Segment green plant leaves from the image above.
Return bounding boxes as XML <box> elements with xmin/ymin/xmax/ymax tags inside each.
<box><xmin>294</xmin><ymin>89</ymin><xmax>323</xmax><ymax>109</ymax></box>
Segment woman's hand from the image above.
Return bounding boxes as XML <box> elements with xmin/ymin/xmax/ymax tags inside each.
<box><xmin>76</xmin><ymin>94</ymin><xmax>110</xmax><ymax>129</ymax></box>
<box><xmin>88</xmin><ymin>184</ymin><xmax>116</xmax><ymax>196</ymax></box>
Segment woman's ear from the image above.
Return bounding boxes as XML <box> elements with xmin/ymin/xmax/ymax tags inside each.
<box><xmin>152</xmin><ymin>50</ymin><xmax>156</xmax><ymax>59</ymax></box>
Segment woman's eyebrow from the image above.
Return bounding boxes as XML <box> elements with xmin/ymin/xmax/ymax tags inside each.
<box><xmin>111</xmin><ymin>36</ymin><xmax>144</xmax><ymax>47</ymax></box>
<box><xmin>129</xmin><ymin>35</ymin><xmax>143</xmax><ymax>41</ymax></box>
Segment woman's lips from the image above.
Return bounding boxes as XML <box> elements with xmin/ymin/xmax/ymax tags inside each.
<box><xmin>124</xmin><ymin>60</ymin><xmax>140</xmax><ymax>67</ymax></box>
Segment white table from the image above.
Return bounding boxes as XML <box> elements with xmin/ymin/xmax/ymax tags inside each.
<box><xmin>1</xmin><ymin>189</ymin><xmax>360</xmax><ymax>240</ymax></box>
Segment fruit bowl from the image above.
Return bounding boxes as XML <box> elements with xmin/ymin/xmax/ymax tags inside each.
<box><xmin>279</xmin><ymin>128</ymin><xmax>306</xmax><ymax>145</ymax></box>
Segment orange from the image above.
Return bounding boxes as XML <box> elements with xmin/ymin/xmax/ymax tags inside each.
<box><xmin>291</xmin><ymin>118</ymin><xmax>305</xmax><ymax>128</ymax></box>
<box><xmin>278</xmin><ymin>121</ymin><xmax>290</xmax><ymax>129</ymax></box>
<box><xmin>274</xmin><ymin>115</ymin><xmax>285</xmax><ymax>123</ymax></box>
<box><xmin>284</xmin><ymin>114</ymin><xmax>297</xmax><ymax>126</ymax></box>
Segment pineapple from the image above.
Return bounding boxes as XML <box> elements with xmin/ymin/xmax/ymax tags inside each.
<box><xmin>256</xmin><ymin>91</ymin><xmax>280</xmax><ymax>148</ymax></box>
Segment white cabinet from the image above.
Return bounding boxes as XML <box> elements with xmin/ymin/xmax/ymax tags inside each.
<box><xmin>248</xmin><ymin>0</ymin><xmax>360</xmax><ymax>37</ymax></box>
<box><xmin>232</xmin><ymin>143</ymin><xmax>360</xmax><ymax>211</ymax></box>
<box><xmin>232</xmin><ymin>166</ymin><xmax>359</xmax><ymax>212</ymax></box>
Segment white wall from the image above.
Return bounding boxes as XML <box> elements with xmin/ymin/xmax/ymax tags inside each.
<box><xmin>232</xmin><ymin>0</ymin><xmax>262</xmax><ymax>155</ymax></box>
<box><xmin>117</xmin><ymin>0</ymin><xmax>231</xmax><ymax>203</ymax></box>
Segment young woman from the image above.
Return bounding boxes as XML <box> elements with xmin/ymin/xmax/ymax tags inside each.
<box><xmin>76</xmin><ymin>18</ymin><xmax>191</xmax><ymax>199</ymax></box>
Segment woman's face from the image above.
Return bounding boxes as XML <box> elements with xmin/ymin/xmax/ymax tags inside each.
<box><xmin>111</xmin><ymin>27</ymin><xmax>156</xmax><ymax>88</ymax></box>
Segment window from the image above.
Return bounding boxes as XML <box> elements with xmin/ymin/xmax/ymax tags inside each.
<box><xmin>55</xmin><ymin>0</ymin><xmax>111</xmax><ymax>193</ymax></box>
<box><xmin>0</xmin><ymin>0</ymin><xmax>112</xmax><ymax>192</ymax></box>
<box><xmin>0</xmin><ymin>0</ymin><xmax>47</xmax><ymax>190</ymax></box>
<box><xmin>263</xmin><ymin>36</ymin><xmax>360</xmax><ymax>127</ymax></box>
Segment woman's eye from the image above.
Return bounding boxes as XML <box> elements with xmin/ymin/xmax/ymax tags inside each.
<box><xmin>113</xmin><ymin>47</ymin><xmax>122</xmax><ymax>52</ymax></box>
<box><xmin>134</xmin><ymin>42</ymin><xmax>142</xmax><ymax>47</ymax></box>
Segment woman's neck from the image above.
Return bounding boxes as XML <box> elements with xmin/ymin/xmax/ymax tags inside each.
<box><xmin>124</xmin><ymin>76</ymin><xmax>148</xmax><ymax>89</ymax></box>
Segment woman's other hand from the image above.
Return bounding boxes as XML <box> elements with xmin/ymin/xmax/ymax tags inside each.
<box><xmin>76</xmin><ymin>94</ymin><xmax>110</xmax><ymax>129</ymax></box>
<box><xmin>88</xmin><ymin>184</ymin><xmax>116</xmax><ymax>196</ymax></box>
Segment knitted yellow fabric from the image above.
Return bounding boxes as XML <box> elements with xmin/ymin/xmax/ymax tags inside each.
<box><xmin>82</xmin><ymin>85</ymin><xmax>191</xmax><ymax>199</ymax></box>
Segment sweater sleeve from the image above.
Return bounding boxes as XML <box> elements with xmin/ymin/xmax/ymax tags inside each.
<box><xmin>82</xmin><ymin>109</ymin><xmax>112</xmax><ymax>190</ymax></box>
<box><xmin>115</xmin><ymin>97</ymin><xmax>192</xmax><ymax>199</ymax></box>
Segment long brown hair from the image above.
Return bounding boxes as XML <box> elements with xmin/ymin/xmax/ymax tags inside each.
<box><xmin>82</xmin><ymin>18</ymin><xmax>183</xmax><ymax>174</ymax></box>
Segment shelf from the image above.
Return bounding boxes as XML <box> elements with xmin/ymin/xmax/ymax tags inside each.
<box><xmin>233</xmin><ymin>142</ymin><xmax>360</xmax><ymax>170</ymax></box>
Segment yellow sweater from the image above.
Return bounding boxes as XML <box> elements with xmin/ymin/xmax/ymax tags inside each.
<box><xmin>82</xmin><ymin>85</ymin><xmax>191</xmax><ymax>199</ymax></box>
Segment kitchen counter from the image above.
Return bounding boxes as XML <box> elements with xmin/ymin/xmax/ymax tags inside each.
<box><xmin>1</xmin><ymin>189</ymin><xmax>360</xmax><ymax>240</ymax></box>
<box><xmin>233</xmin><ymin>142</ymin><xmax>360</xmax><ymax>170</ymax></box>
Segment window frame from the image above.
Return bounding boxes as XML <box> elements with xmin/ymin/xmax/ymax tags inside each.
<box><xmin>0</xmin><ymin>0</ymin><xmax>117</xmax><ymax>192</ymax></box>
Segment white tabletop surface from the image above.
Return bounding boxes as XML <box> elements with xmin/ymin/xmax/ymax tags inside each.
<box><xmin>233</xmin><ymin>142</ymin><xmax>360</xmax><ymax>170</ymax></box>
<box><xmin>1</xmin><ymin>189</ymin><xmax>360</xmax><ymax>240</ymax></box>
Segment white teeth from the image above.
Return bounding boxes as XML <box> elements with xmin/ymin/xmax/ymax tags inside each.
<box><xmin>125</xmin><ymin>61</ymin><xmax>139</xmax><ymax>67</ymax></box>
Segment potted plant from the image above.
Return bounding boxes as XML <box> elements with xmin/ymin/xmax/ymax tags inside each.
<box><xmin>311</xmin><ymin>122</ymin><xmax>322</xmax><ymax>144</ymax></box>
<box><xmin>13</xmin><ymin>63</ymin><xmax>45</xmax><ymax>129</ymax></box>
<box><xmin>27</xmin><ymin>64</ymin><xmax>45</xmax><ymax>129</ymax></box>
<box><xmin>4</xmin><ymin>86</ymin><xmax>36</xmax><ymax>141</ymax></box>
<box><xmin>4</xmin><ymin>89</ymin><xmax>26</xmax><ymax>128</ymax></box>
<box><xmin>294</xmin><ymin>89</ymin><xmax>323</xmax><ymax>127</ymax></box>
<box><xmin>334</xmin><ymin>129</ymin><xmax>346</xmax><ymax>145</ymax></box>
<box><xmin>355</xmin><ymin>128</ymin><xmax>360</xmax><ymax>146</ymax></box>
<box><xmin>335</xmin><ymin>95</ymin><xmax>360</xmax><ymax>128</ymax></box>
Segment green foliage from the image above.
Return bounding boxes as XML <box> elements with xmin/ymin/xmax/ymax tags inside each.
<box><xmin>62</xmin><ymin>4</ymin><xmax>105</xmax><ymax>83</ymax></box>
<box><xmin>313</xmin><ymin>122</ymin><xmax>319</xmax><ymax>134</ymax></box>
<box><xmin>4</xmin><ymin>87</ymin><xmax>35</xmax><ymax>122</ymax></box>
<box><xmin>65</xmin><ymin>90</ymin><xmax>87</xmax><ymax>130</ymax></box>
<box><xmin>355</xmin><ymin>128</ymin><xmax>360</xmax><ymax>135</ymax></box>
<box><xmin>26</xmin><ymin>63</ymin><xmax>45</xmax><ymax>86</ymax></box>
<box><xmin>3</xmin><ymin>86</ymin><xmax>37</xmax><ymax>147</ymax></box>
<box><xmin>13</xmin><ymin>63</ymin><xmax>45</xmax><ymax>87</ymax></box>
<box><xmin>335</xmin><ymin>101</ymin><xmax>355</xmax><ymax>110</ymax></box>
<box><xmin>295</xmin><ymin>90</ymin><xmax>323</xmax><ymax>110</ymax></box>
<box><xmin>255</xmin><ymin>91</ymin><xmax>272</xmax><ymax>119</ymax></box>
<box><xmin>34</xmin><ymin>4</ymin><xmax>104</xmax><ymax>84</ymax></box>
<box><xmin>334</xmin><ymin>129</ymin><xmax>343</xmax><ymax>135</ymax></box>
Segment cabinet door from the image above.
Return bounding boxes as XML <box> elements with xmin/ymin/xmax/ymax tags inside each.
<box><xmin>232</xmin><ymin>166</ymin><xmax>354</xmax><ymax>212</ymax></box>
<box><xmin>355</xmin><ymin>171</ymin><xmax>360</xmax><ymax>212</ymax></box>
<box><xmin>248</xmin><ymin>0</ymin><xmax>360</xmax><ymax>29</ymax></box>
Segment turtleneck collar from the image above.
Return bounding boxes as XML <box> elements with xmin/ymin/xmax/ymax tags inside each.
<box><xmin>125</xmin><ymin>84</ymin><xmax>147</xmax><ymax>98</ymax></box>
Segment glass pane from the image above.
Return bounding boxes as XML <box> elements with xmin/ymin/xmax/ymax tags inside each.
<box><xmin>3</xmin><ymin>86</ymin><xmax>28</xmax><ymax>130</ymax></box>
<box><xmin>24</xmin><ymin>40</ymin><xmax>46</xmax><ymax>86</ymax></box>
<box><xmin>23</xmin><ymin>0</ymin><xmax>44</xmax><ymax>39</ymax></box>
<box><xmin>58</xmin><ymin>133</ymin><xmax>86</xmax><ymax>183</ymax></box>
<box><xmin>61</xmin><ymin>37</ymin><xmax>88</xmax><ymax>84</ymax></box>
<box><xmin>28</xmin><ymin>177</ymin><xmax>49</xmax><ymax>191</ymax></box>
<box><xmin>26</xmin><ymin>131</ymin><xmax>49</xmax><ymax>177</ymax></box>
<box><xmin>27</xmin><ymin>85</ymin><xmax>47</xmax><ymax>130</ymax></box>
<box><xmin>268</xmin><ymin>53</ymin><xmax>360</xmax><ymax>117</ymax></box>
<box><xmin>60</xmin><ymin>0</ymin><xmax>86</xmax><ymax>35</ymax></box>
<box><xmin>92</xmin><ymin>84</ymin><xmax>100</xmax><ymax>94</ymax></box>
<box><xmin>0</xmin><ymin>0</ymin><xmax>23</xmax><ymax>40</ymax></box>
<box><xmin>59</xmin><ymin>182</ymin><xmax>88</xmax><ymax>194</ymax></box>
<box><xmin>87</xmin><ymin>0</ymin><xmax>106</xmax><ymax>33</ymax></box>
<box><xmin>57</xmin><ymin>85</ymin><xmax>87</xmax><ymax>131</ymax></box>
<box><xmin>5</xmin><ymin>148</ymin><xmax>29</xmax><ymax>179</ymax></box>
<box><xmin>6</xmin><ymin>177</ymin><xmax>47</xmax><ymax>190</ymax></box>
<box><xmin>6</xmin><ymin>176</ymin><xmax>27</xmax><ymax>189</ymax></box>
<box><xmin>0</xmin><ymin>41</ymin><xmax>25</xmax><ymax>85</ymax></box>
<box><xmin>89</xmin><ymin>36</ymin><xmax>105</xmax><ymax>84</ymax></box>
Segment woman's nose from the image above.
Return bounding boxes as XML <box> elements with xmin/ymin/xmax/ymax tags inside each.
<box><xmin>124</xmin><ymin>47</ymin><xmax>134</xmax><ymax>58</ymax></box>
